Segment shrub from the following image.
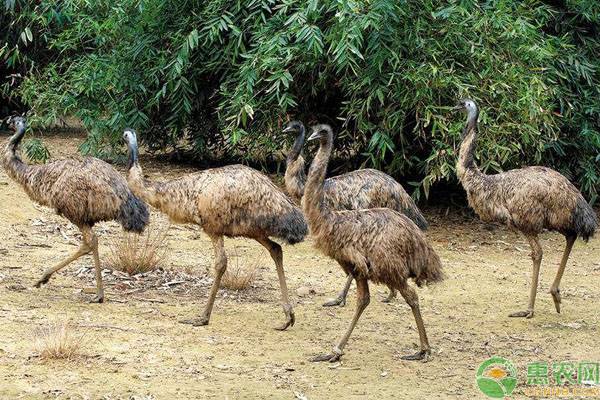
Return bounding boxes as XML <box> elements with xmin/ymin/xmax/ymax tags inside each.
<box><xmin>218</xmin><ymin>246</ymin><xmax>260</xmax><ymax>291</ymax></box>
<box><xmin>107</xmin><ymin>224</ymin><xmax>169</xmax><ymax>275</ymax></box>
<box><xmin>23</xmin><ymin>138</ymin><xmax>50</xmax><ymax>164</ymax></box>
<box><xmin>33</xmin><ymin>320</ymin><xmax>86</xmax><ymax>360</ymax></box>
<box><xmin>3</xmin><ymin>0</ymin><xmax>599</xmax><ymax>200</ymax></box>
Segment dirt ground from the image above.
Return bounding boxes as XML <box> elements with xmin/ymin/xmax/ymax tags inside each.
<box><xmin>0</xmin><ymin>131</ymin><xmax>599</xmax><ymax>400</ymax></box>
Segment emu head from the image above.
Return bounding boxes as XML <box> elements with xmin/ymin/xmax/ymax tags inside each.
<box><xmin>454</xmin><ymin>99</ymin><xmax>478</xmax><ymax>117</ymax></box>
<box><xmin>8</xmin><ymin>116</ymin><xmax>26</xmax><ymax>132</ymax></box>
<box><xmin>123</xmin><ymin>128</ymin><xmax>137</xmax><ymax>146</ymax></box>
<box><xmin>123</xmin><ymin>128</ymin><xmax>139</xmax><ymax>168</ymax></box>
<box><xmin>455</xmin><ymin>99</ymin><xmax>479</xmax><ymax>138</ymax></box>
<box><xmin>307</xmin><ymin>124</ymin><xmax>333</xmax><ymax>142</ymax></box>
<box><xmin>282</xmin><ymin>121</ymin><xmax>304</xmax><ymax>134</ymax></box>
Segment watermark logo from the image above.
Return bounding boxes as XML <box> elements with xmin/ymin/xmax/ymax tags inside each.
<box><xmin>476</xmin><ymin>356</ymin><xmax>518</xmax><ymax>398</ymax></box>
<box><xmin>476</xmin><ymin>358</ymin><xmax>600</xmax><ymax>398</ymax></box>
<box><xmin>523</xmin><ymin>361</ymin><xmax>600</xmax><ymax>397</ymax></box>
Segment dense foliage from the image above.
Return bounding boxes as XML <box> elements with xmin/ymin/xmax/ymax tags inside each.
<box><xmin>2</xmin><ymin>0</ymin><xmax>599</xmax><ymax>200</ymax></box>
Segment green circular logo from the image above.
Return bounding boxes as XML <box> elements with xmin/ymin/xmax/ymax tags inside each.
<box><xmin>476</xmin><ymin>356</ymin><xmax>518</xmax><ymax>398</ymax></box>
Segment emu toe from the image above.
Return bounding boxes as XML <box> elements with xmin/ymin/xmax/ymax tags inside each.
<box><xmin>508</xmin><ymin>310</ymin><xmax>534</xmax><ymax>318</ymax></box>
<box><xmin>274</xmin><ymin>310</ymin><xmax>295</xmax><ymax>331</ymax></box>
<box><xmin>550</xmin><ymin>289</ymin><xmax>562</xmax><ymax>313</ymax></box>
<box><xmin>400</xmin><ymin>350</ymin><xmax>430</xmax><ymax>361</ymax></box>
<box><xmin>322</xmin><ymin>297</ymin><xmax>346</xmax><ymax>307</ymax></box>
<box><xmin>310</xmin><ymin>352</ymin><xmax>342</xmax><ymax>363</ymax></box>
<box><xmin>381</xmin><ymin>290</ymin><xmax>396</xmax><ymax>304</ymax></box>
<box><xmin>180</xmin><ymin>316</ymin><xmax>210</xmax><ymax>327</ymax></box>
<box><xmin>33</xmin><ymin>275</ymin><xmax>50</xmax><ymax>288</ymax></box>
<box><xmin>89</xmin><ymin>295</ymin><xmax>104</xmax><ymax>304</ymax></box>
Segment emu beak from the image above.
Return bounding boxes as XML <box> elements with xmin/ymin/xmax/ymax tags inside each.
<box><xmin>282</xmin><ymin>126</ymin><xmax>294</xmax><ymax>133</ymax></box>
<box><xmin>307</xmin><ymin>131</ymin><xmax>320</xmax><ymax>141</ymax></box>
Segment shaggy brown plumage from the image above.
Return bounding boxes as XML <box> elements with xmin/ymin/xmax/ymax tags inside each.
<box><xmin>123</xmin><ymin>129</ymin><xmax>307</xmax><ymax>330</ymax></box>
<box><xmin>283</xmin><ymin>121</ymin><xmax>428</xmax><ymax>307</ymax></box>
<box><xmin>455</xmin><ymin>99</ymin><xmax>598</xmax><ymax>318</ymax></box>
<box><xmin>303</xmin><ymin>124</ymin><xmax>443</xmax><ymax>362</ymax></box>
<box><xmin>2</xmin><ymin>117</ymin><xmax>149</xmax><ymax>302</ymax></box>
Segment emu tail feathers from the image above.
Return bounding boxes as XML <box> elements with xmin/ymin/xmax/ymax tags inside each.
<box><xmin>404</xmin><ymin>205</ymin><xmax>428</xmax><ymax>231</ymax></box>
<box><xmin>396</xmin><ymin>192</ymin><xmax>428</xmax><ymax>231</ymax></box>
<box><xmin>118</xmin><ymin>193</ymin><xmax>149</xmax><ymax>233</ymax></box>
<box><xmin>572</xmin><ymin>198</ymin><xmax>598</xmax><ymax>242</ymax></box>
<box><xmin>270</xmin><ymin>207</ymin><xmax>308</xmax><ymax>245</ymax></box>
<box><xmin>414</xmin><ymin>249</ymin><xmax>444</xmax><ymax>288</ymax></box>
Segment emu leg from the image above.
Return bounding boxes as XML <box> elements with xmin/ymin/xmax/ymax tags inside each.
<box><xmin>312</xmin><ymin>278</ymin><xmax>370</xmax><ymax>363</ymax></box>
<box><xmin>86</xmin><ymin>228</ymin><xmax>104</xmax><ymax>303</ymax></box>
<box><xmin>257</xmin><ymin>237</ymin><xmax>295</xmax><ymax>331</ymax></box>
<box><xmin>33</xmin><ymin>227</ymin><xmax>92</xmax><ymax>288</ymax></box>
<box><xmin>181</xmin><ymin>235</ymin><xmax>226</xmax><ymax>326</ymax></box>
<box><xmin>398</xmin><ymin>283</ymin><xmax>431</xmax><ymax>360</ymax></box>
<box><xmin>549</xmin><ymin>235</ymin><xmax>576</xmax><ymax>313</ymax></box>
<box><xmin>382</xmin><ymin>286</ymin><xmax>397</xmax><ymax>303</ymax></box>
<box><xmin>322</xmin><ymin>273</ymin><xmax>353</xmax><ymax>307</ymax></box>
<box><xmin>509</xmin><ymin>235</ymin><xmax>542</xmax><ymax>319</ymax></box>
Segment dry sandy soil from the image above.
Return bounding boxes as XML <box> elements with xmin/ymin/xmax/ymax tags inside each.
<box><xmin>0</xmin><ymin>131</ymin><xmax>598</xmax><ymax>399</ymax></box>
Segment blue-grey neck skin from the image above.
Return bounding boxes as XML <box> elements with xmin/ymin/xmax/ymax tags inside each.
<box><xmin>8</xmin><ymin>122</ymin><xmax>27</xmax><ymax>152</ymax></box>
<box><xmin>287</xmin><ymin>124</ymin><xmax>306</xmax><ymax>163</ymax></box>
<box><xmin>3</xmin><ymin>119</ymin><xmax>30</xmax><ymax>185</ymax></box>
<box><xmin>467</xmin><ymin>106</ymin><xmax>478</xmax><ymax>125</ymax></box>
<box><xmin>462</xmin><ymin>106</ymin><xmax>479</xmax><ymax>138</ymax></box>
<box><xmin>126</xmin><ymin>135</ymin><xmax>139</xmax><ymax>170</ymax></box>
<box><xmin>459</xmin><ymin>105</ymin><xmax>479</xmax><ymax>171</ymax></box>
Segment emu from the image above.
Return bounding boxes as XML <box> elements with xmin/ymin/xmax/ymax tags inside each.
<box><xmin>303</xmin><ymin>124</ymin><xmax>443</xmax><ymax>362</ymax></box>
<box><xmin>455</xmin><ymin>99</ymin><xmax>598</xmax><ymax>318</ymax></box>
<box><xmin>123</xmin><ymin>129</ymin><xmax>307</xmax><ymax>330</ymax></box>
<box><xmin>2</xmin><ymin>117</ymin><xmax>148</xmax><ymax>302</ymax></box>
<box><xmin>283</xmin><ymin>121</ymin><xmax>427</xmax><ymax>307</ymax></box>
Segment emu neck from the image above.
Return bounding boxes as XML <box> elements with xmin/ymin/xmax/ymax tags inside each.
<box><xmin>125</xmin><ymin>143</ymin><xmax>160</xmax><ymax>208</ymax></box>
<box><xmin>456</xmin><ymin>111</ymin><xmax>481</xmax><ymax>182</ymax></box>
<box><xmin>303</xmin><ymin>133</ymin><xmax>333</xmax><ymax>227</ymax></box>
<box><xmin>287</xmin><ymin>130</ymin><xmax>305</xmax><ymax>165</ymax></box>
<box><xmin>284</xmin><ymin>131</ymin><xmax>307</xmax><ymax>201</ymax></box>
<box><xmin>126</xmin><ymin>139</ymin><xmax>139</xmax><ymax>170</ymax></box>
<box><xmin>7</xmin><ymin>125</ymin><xmax>25</xmax><ymax>153</ymax></box>
<box><xmin>2</xmin><ymin>126</ymin><xmax>32</xmax><ymax>186</ymax></box>
<box><xmin>284</xmin><ymin>155</ymin><xmax>306</xmax><ymax>201</ymax></box>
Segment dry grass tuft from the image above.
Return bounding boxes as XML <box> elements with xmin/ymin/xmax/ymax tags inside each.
<box><xmin>33</xmin><ymin>320</ymin><xmax>87</xmax><ymax>360</ymax></box>
<box><xmin>218</xmin><ymin>246</ymin><xmax>261</xmax><ymax>291</ymax></box>
<box><xmin>107</xmin><ymin>224</ymin><xmax>169</xmax><ymax>275</ymax></box>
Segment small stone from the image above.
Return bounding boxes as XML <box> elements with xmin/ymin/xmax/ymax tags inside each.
<box><xmin>562</xmin><ymin>322</ymin><xmax>582</xmax><ymax>330</ymax></box>
<box><xmin>296</xmin><ymin>286</ymin><xmax>313</xmax><ymax>297</ymax></box>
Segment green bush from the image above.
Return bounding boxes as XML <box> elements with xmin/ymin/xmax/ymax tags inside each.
<box><xmin>2</xmin><ymin>0</ymin><xmax>599</xmax><ymax>201</ymax></box>
<box><xmin>23</xmin><ymin>138</ymin><xmax>50</xmax><ymax>164</ymax></box>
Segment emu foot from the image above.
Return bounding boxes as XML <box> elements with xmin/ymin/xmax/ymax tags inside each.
<box><xmin>180</xmin><ymin>316</ymin><xmax>210</xmax><ymax>327</ymax></box>
<box><xmin>275</xmin><ymin>305</ymin><xmax>295</xmax><ymax>331</ymax></box>
<box><xmin>89</xmin><ymin>294</ymin><xmax>104</xmax><ymax>304</ymax></box>
<box><xmin>322</xmin><ymin>297</ymin><xmax>346</xmax><ymax>307</ymax></box>
<box><xmin>382</xmin><ymin>289</ymin><xmax>396</xmax><ymax>304</ymax></box>
<box><xmin>34</xmin><ymin>274</ymin><xmax>51</xmax><ymax>288</ymax></box>
<box><xmin>401</xmin><ymin>350</ymin><xmax>430</xmax><ymax>361</ymax></box>
<box><xmin>310</xmin><ymin>348</ymin><xmax>343</xmax><ymax>363</ymax></box>
<box><xmin>550</xmin><ymin>288</ymin><xmax>562</xmax><ymax>313</ymax></box>
<box><xmin>508</xmin><ymin>310</ymin><xmax>534</xmax><ymax>319</ymax></box>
